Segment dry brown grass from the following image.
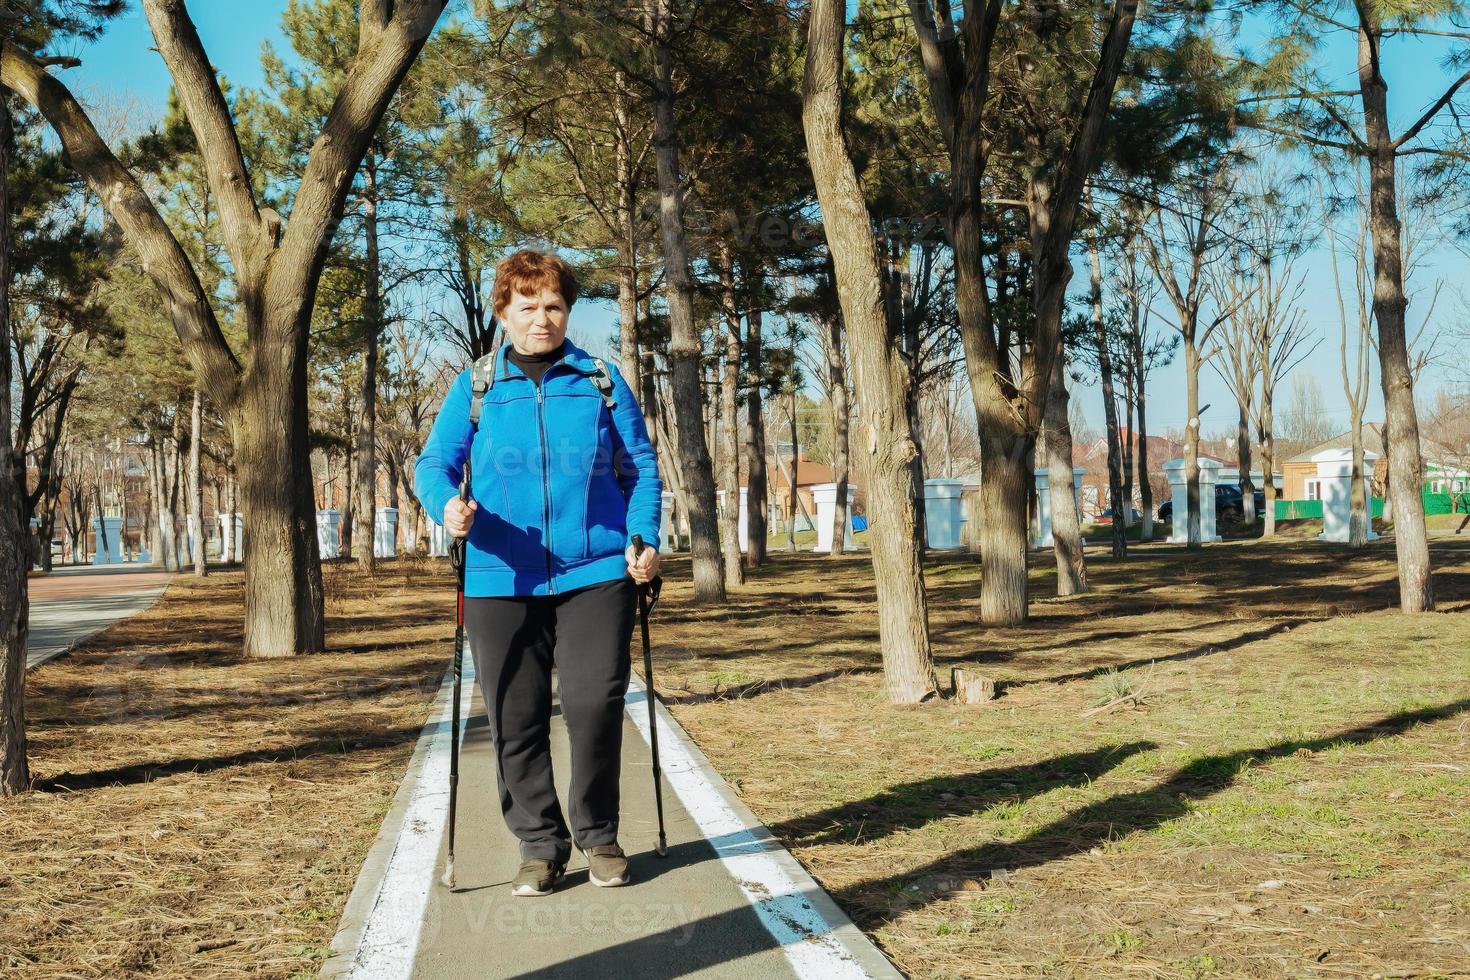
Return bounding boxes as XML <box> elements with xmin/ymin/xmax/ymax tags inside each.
<box><xmin>650</xmin><ymin>538</ymin><xmax>1470</xmax><ymax>979</ymax></box>
<box><xmin>1</xmin><ymin>557</ymin><xmax>456</xmax><ymax>978</ymax></box>
<box><xmin>4</xmin><ymin>539</ymin><xmax>1469</xmax><ymax>979</ymax></box>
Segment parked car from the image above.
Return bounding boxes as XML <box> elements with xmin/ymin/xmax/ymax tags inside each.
<box><xmin>1095</xmin><ymin>506</ymin><xmax>1141</xmax><ymax>524</ymax></box>
<box><xmin>1158</xmin><ymin>485</ymin><xmax>1267</xmax><ymax>522</ymax></box>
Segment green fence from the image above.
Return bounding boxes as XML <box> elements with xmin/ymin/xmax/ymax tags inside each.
<box><xmin>1277</xmin><ymin>493</ymin><xmax>1464</xmax><ymax>519</ymax></box>
<box><xmin>1275</xmin><ymin>499</ymin><xmax>1323</xmax><ymax>520</ymax></box>
<box><xmin>1422</xmin><ymin>492</ymin><xmax>1470</xmax><ymax>515</ymax></box>
<box><xmin>1275</xmin><ymin>497</ymin><xmax>1387</xmax><ymax>520</ymax></box>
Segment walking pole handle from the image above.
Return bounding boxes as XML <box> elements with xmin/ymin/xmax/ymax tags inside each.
<box><xmin>630</xmin><ymin>534</ymin><xmax>663</xmax><ymax>604</ymax></box>
<box><xmin>450</xmin><ymin>459</ymin><xmax>473</xmax><ymax>571</ymax></box>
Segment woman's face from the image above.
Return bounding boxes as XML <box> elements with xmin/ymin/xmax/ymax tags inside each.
<box><xmin>500</xmin><ymin>287</ymin><xmax>569</xmax><ymax>356</ymax></box>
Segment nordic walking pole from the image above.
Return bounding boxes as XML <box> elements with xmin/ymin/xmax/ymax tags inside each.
<box><xmin>441</xmin><ymin>461</ymin><xmax>472</xmax><ymax>890</ymax></box>
<box><xmin>630</xmin><ymin>534</ymin><xmax>667</xmax><ymax>857</ymax></box>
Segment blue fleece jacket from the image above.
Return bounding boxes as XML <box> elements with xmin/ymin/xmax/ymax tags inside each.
<box><xmin>413</xmin><ymin>341</ymin><xmax>662</xmax><ymax>597</ymax></box>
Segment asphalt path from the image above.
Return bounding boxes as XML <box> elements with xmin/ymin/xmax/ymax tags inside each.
<box><xmin>25</xmin><ymin>564</ymin><xmax>173</xmax><ymax>670</ymax></box>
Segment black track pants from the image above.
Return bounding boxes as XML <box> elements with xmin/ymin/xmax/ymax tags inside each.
<box><xmin>464</xmin><ymin>576</ymin><xmax>636</xmax><ymax>863</ymax></box>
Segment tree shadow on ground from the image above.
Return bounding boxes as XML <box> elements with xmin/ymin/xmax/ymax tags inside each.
<box><xmin>769</xmin><ymin>741</ymin><xmax>1156</xmax><ymax>848</ymax></box>
<box><xmin>660</xmin><ymin>666</ymin><xmax>883</xmax><ymax>705</ymax></box>
<box><xmin>34</xmin><ymin>715</ymin><xmax>492</xmax><ymax>792</ymax></box>
<box><xmin>28</xmin><ymin>653</ymin><xmax>448</xmax><ymax>728</ymax></box>
<box><xmin>1003</xmin><ymin>618</ymin><xmax>1313</xmax><ymax>691</ymax></box>
<box><xmin>833</xmin><ymin>695</ymin><xmax>1470</xmax><ymax>928</ymax></box>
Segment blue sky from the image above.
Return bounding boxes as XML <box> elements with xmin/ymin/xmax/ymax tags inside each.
<box><xmin>48</xmin><ymin>3</ymin><xmax>1469</xmax><ymax>449</ymax></box>
<box><xmin>61</xmin><ymin>1</ymin><xmax>293</xmax><ymax>113</ymax></box>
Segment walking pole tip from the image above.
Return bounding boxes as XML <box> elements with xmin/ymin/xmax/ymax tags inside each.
<box><xmin>440</xmin><ymin>857</ymin><xmax>456</xmax><ymax>890</ymax></box>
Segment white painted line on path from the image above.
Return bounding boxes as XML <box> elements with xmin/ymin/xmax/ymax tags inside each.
<box><xmin>625</xmin><ymin>677</ymin><xmax>902</xmax><ymax>980</ymax></box>
<box><xmin>322</xmin><ymin>652</ymin><xmax>475</xmax><ymax>979</ymax></box>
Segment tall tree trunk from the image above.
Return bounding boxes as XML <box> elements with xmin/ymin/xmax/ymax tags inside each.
<box><xmin>0</xmin><ymin>92</ymin><xmax>31</xmax><ymax>795</ymax></box>
<box><xmin>91</xmin><ymin>484</ymin><xmax>108</xmax><ymax>563</ymax></box>
<box><xmin>639</xmin><ymin>298</ymin><xmax>663</xmax><ymax>499</ymax></box>
<box><xmin>230</xmin><ymin>336</ymin><xmax>325</xmax><ymax>657</ymax></box>
<box><xmin>33</xmin><ymin>379</ymin><xmax>76</xmax><ymax>570</ymax></box>
<box><xmin>1238</xmin><ymin>402</ymin><xmax>1256</xmax><ymax>525</ymax></box>
<box><xmin>340</xmin><ymin>447</ymin><xmax>353</xmax><ymax>557</ymax></box>
<box><xmin>651</xmin><ymin>383</ymin><xmax>690</xmax><ymax>550</ymax></box>
<box><xmin>1090</xmin><ymin>235</ymin><xmax>1126</xmax><ymax>557</ymax></box>
<box><xmin>1120</xmin><ymin>375</ymin><xmax>1135</xmax><ymax>528</ymax></box>
<box><xmin>979</xmin><ymin>429</ymin><xmax>1032</xmax><ymax>622</ymax></box>
<box><xmin>803</xmin><ymin>0</ymin><xmax>937</xmax><ymax>703</ymax></box>
<box><xmin>1358</xmin><ymin>19</ymin><xmax>1433</xmax><ymax>610</ymax></box>
<box><xmin>190</xmin><ymin>387</ymin><xmax>207</xmax><ymax>576</ymax></box>
<box><xmin>399</xmin><ymin>461</ymin><xmax>422</xmax><ymax>554</ymax></box>
<box><xmin>354</xmin><ymin>156</ymin><xmax>381</xmax><ymax>572</ymax></box>
<box><xmin>1260</xmin><ymin>387</ymin><xmax>1276</xmax><ymax>536</ymax></box>
<box><xmin>146</xmin><ymin>441</ymin><xmax>162</xmax><ymax>564</ymax></box>
<box><xmin>897</xmin><ymin>243</ymin><xmax>928</xmax><ymax>556</ymax></box>
<box><xmin>1349</xmin><ymin>416</ymin><xmax>1369</xmax><ymax>547</ymax></box>
<box><xmin>716</xmin><ymin>251</ymin><xmax>745</xmax><ymax>584</ymax></box>
<box><xmin>1045</xmin><ymin>353</ymin><xmax>1086</xmax><ymax>594</ymax></box>
<box><xmin>1185</xmin><ymin>340</ymin><xmax>1203</xmax><ymax>547</ymax></box>
<box><xmin>705</xmin><ymin>359</ymin><xmax>718</xmax><ymax>489</ymax></box>
<box><xmin>151</xmin><ymin>441</ymin><xmax>174</xmax><ymax>570</ymax></box>
<box><xmin>1134</xmin><ymin>346</ymin><xmax>1154</xmax><ymax>542</ymax></box>
<box><xmin>787</xmin><ymin>388</ymin><xmax>798</xmax><ymax>551</ymax></box>
<box><xmin>38</xmin><ymin>481</ymin><xmax>58</xmax><ymax>573</ymax></box>
<box><xmin>168</xmin><ymin>411</ymin><xmax>184</xmax><ymax>571</ymax></box>
<box><xmin>744</xmin><ymin>303</ymin><xmax>769</xmax><ymax>566</ymax></box>
<box><xmin>614</xmin><ymin>76</ymin><xmax>641</xmax><ymax>396</ymax></box>
<box><xmin>645</xmin><ymin>0</ymin><xmax>724</xmax><ymax>601</ymax></box>
<box><xmin>826</xmin><ymin>308</ymin><xmax>850</xmax><ymax>557</ymax></box>
<box><xmin>221</xmin><ymin>470</ymin><xmax>236</xmax><ymax>562</ymax></box>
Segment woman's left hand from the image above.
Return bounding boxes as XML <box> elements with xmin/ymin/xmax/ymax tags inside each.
<box><xmin>625</xmin><ymin>542</ymin><xmax>661</xmax><ymax>584</ymax></box>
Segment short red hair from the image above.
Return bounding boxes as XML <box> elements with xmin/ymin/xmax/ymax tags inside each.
<box><xmin>492</xmin><ymin>249</ymin><xmax>580</xmax><ymax>314</ymax></box>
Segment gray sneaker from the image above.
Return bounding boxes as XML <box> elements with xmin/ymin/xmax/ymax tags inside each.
<box><xmin>511</xmin><ymin>857</ymin><xmax>566</xmax><ymax>897</ymax></box>
<box><xmin>581</xmin><ymin>843</ymin><xmax>629</xmax><ymax>887</ymax></box>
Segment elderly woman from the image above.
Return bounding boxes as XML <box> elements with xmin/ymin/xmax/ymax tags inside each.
<box><xmin>414</xmin><ymin>249</ymin><xmax>662</xmax><ymax>897</ymax></box>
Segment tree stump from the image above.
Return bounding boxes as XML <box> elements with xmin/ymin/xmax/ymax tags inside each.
<box><xmin>951</xmin><ymin>668</ymin><xmax>997</xmax><ymax>704</ymax></box>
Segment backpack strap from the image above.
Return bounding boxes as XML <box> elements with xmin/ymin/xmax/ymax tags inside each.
<box><xmin>589</xmin><ymin>357</ymin><xmax>617</xmax><ymax>409</ymax></box>
<box><xmin>468</xmin><ymin>350</ymin><xmax>497</xmax><ymax>429</ymax></box>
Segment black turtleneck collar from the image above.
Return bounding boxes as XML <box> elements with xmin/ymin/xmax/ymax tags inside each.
<box><xmin>507</xmin><ymin>340</ymin><xmax>566</xmax><ymax>364</ymax></box>
<box><xmin>505</xmin><ymin>340</ymin><xmax>566</xmax><ymax>387</ymax></box>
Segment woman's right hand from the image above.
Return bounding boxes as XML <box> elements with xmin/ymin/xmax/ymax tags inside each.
<box><xmin>444</xmin><ymin>497</ymin><xmax>478</xmax><ymax>538</ymax></box>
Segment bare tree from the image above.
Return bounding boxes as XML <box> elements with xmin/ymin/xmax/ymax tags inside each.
<box><xmin>1325</xmin><ymin>184</ymin><xmax>1374</xmax><ymax>547</ymax></box>
<box><xmin>1112</xmin><ymin>227</ymin><xmax>1172</xmax><ymax>541</ymax></box>
<box><xmin>715</xmin><ymin>245</ymin><xmax>746</xmax><ymax>584</ymax></box>
<box><xmin>1142</xmin><ymin>167</ymin><xmax>1243</xmax><ymax>547</ymax></box>
<box><xmin>1227</xmin><ymin>176</ymin><xmax>1315</xmax><ymax>536</ymax></box>
<box><xmin>803</xmin><ymin>0</ymin><xmax>938</xmax><ymax>703</ymax></box>
<box><xmin>1210</xmin><ymin>260</ymin><xmax>1262</xmax><ymax>528</ymax></box>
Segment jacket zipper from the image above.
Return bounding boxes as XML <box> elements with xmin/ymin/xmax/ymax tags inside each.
<box><xmin>536</xmin><ymin>375</ymin><xmax>555</xmax><ymax>595</ymax></box>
